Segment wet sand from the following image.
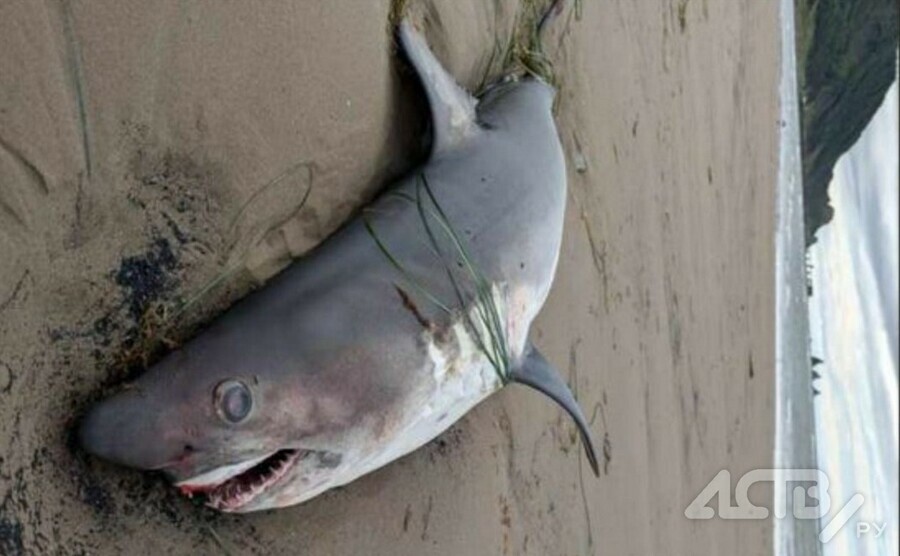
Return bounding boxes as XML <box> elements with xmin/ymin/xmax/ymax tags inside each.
<box><xmin>0</xmin><ymin>1</ymin><xmax>778</xmax><ymax>554</ymax></box>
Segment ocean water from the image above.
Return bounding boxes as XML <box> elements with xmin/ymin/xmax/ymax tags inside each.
<box><xmin>774</xmin><ymin>0</ymin><xmax>822</xmax><ymax>555</ymax></box>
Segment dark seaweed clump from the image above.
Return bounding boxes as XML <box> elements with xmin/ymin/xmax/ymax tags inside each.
<box><xmin>114</xmin><ymin>238</ymin><xmax>177</xmax><ymax>322</ymax></box>
<box><xmin>0</xmin><ymin>515</ymin><xmax>24</xmax><ymax>556</ymax></box>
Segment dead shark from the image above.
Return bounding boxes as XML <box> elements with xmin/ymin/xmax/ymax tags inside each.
<box><xmin>79</xmin><ymin>10</ymin><xmax>597</xmax><ymax>513</ymax></box>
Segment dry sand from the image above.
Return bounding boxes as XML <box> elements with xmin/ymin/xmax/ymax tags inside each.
<box><xmin>0</xmin><ymin>1</ymin><xmax>779</xmax><ymax>554</ymax></box>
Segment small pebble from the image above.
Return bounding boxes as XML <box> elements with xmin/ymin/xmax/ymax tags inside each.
<box><xmin>573</xmin><ymin>149</ymin><xmax>589</xmax><ymax>173</ymax></box>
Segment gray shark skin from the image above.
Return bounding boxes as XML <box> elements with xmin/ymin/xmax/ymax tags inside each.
<box><xmin>78</xmin><ymin>17</ymin><xmax>598</xmax><ymax>513</ymax></box>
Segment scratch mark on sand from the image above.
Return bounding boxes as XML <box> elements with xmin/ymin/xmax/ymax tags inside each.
<box><xmin>0</xmin><ymin>270</ymin><xmax>30</xmax><ymax>314</ymax></box>
<box><xmin>61</xmin><ymin>0</ymin><xmax>92</xmax><ymax>178</ymax></box>
<box><xmin>0</xmin><ymin>136</ymin><xmax>49</xmax><ymax>195</ymax></box>
<box><xmin>568</xmin><ymin>341</ymin><xmax>595</xmax><ymax>551</ymax></box>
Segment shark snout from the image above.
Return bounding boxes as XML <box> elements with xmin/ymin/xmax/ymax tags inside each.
<box><xmin>78</xmin><ymin>389</ymin><xmax>188</xmax><ymax>471</ymax></box>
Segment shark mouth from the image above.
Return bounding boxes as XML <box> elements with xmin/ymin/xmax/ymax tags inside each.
<box><xmin>176</xmin><ymin>449</ymin><xmax>302</xmax><ymax>511</ymax></box>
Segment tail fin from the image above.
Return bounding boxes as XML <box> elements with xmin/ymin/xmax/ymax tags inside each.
<box><xmin>510</xmin><ymin>343</ymin><xmax>600</xmax><ymax>476</ymax></box>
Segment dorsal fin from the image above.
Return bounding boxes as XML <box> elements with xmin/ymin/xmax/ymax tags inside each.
<box><xmin>398</xmin><ymin>21</ymin><xmax>479</xmax><ymax>155</ymax></box>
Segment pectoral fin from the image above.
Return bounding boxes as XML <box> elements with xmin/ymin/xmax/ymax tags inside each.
<box><xmin>510</xmin><ymin>344</ymin><xmax>600</xmax><ymax>477</ymax></box>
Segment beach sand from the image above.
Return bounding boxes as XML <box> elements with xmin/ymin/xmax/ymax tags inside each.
<box><xmin>0</xmin><ymin>1</ymin><xmax>779</xmax><ymax>554</ymax></box>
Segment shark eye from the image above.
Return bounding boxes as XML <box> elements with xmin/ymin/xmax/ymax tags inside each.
<box><xmin>215</xmin><ymin>380</ymin><xmax>253</xmax><ymax>424</ymax></box>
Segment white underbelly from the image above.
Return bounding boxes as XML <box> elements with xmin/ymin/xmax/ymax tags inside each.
<box><xmin>264</xmin><ymin>285</ymin><xmax>546</xmax><ymax>506</ymax></box>
<box><xmin>271</xmin><ymin>282</ymin><xmax>542</xmax><ymax>507</ymax></box>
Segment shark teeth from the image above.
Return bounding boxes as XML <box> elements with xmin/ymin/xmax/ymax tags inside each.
<box><xmin>206</xmin><ymin>449</ymin><xmax>303</xmax><ymax>511</ymax></box>
<box><xmin>178</xmin><ymin>449</ymin><xmax>302</xmax><ymax>511</ymax></box>
<box><xmin>175</xmin><ymin>453</ymin><xmax>271</xmax><ymax>494</ymax></box>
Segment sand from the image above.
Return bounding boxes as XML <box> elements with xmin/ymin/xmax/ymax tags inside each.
<box><xmin>0</xmin><ymin>1</ymin><xmax>779</xmax><ymax>554</ymax></box>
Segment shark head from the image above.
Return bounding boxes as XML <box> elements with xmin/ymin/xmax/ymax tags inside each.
<box><xmin>77</xmin><ymin>325</ymin><xmax>386</xmax><ymax>511</ymax></box>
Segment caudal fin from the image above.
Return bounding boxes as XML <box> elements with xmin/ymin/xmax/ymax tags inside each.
<box><xmin>509</xmin><ymin>343</ymin><xmax>600</xmax><ymax>477</ymax></box>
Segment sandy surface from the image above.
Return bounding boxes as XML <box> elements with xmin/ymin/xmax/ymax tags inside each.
<box><xmin>0</xmin><ymin>1</ymin><xmax>779</xmax><ymax>554</ymax></box>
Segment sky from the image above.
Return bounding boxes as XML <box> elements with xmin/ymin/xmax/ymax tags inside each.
<box><xmin>808</xmin><ymin>78</ymin><xmax>899</xmax><ymax>555</ymax></box>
